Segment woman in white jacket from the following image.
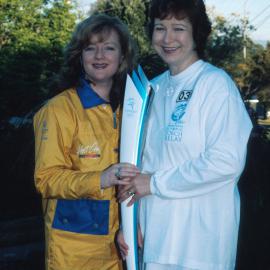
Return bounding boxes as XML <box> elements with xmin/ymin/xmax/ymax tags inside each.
<box><xmin>117</xmin><ymin>0</ymin><xmax>252</xmax><ymax>269</ymax></box>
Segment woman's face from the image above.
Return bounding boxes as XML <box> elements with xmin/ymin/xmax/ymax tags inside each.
<box><xmin>82</xmin><ymin>29</ymin><xmax>122</xmax><ymax>85</ymax></box>
<box><xmin>152</xmin><ymin>16</ymin><xmax>198</xmax><ymax>75</ymax></box>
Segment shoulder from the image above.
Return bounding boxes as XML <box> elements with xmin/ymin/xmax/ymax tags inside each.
<box><xmin>198</xmin><ymin>62</ymin><xmax>240</xmax><ymax>98</ymax></box>
<box><xmin>151</xmin><ymin>70</ymin><xmax>168</xmax><ymax>84</ymax></box>
<box><xmin>200</xmin><ymin>62</ymin><xmax>232</xmax><ymax>84</ymax></box>
<box><xmin>34</xmin><ymin>88</ymin><xmax>77</xmax><ymax>124</ymax></box>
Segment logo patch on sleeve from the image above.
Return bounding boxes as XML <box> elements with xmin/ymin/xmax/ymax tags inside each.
<box><xmin>41</xmin><ymin>120</ymin><xmax>48</xmax><ymax>140</ymax></box>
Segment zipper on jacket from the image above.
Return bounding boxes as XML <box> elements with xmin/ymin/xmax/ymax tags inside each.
<box><xmin>113</xmin><ymin>111</ymin><xmax>117</xmax><ymax>129</ymax></box>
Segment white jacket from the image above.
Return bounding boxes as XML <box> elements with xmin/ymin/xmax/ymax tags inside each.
<box><xmin>139</xmin><ymin>60</ymin><xmax>252</xmax><ymax>270</ymax></box>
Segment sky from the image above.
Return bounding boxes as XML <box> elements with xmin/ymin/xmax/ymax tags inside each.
<box><xmin>77</xmin><ymin>0</ymin><xmax>270</xmax><ymax>42</ymax></box>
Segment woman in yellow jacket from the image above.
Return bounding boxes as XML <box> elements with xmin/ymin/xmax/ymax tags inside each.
<box><xmin>33</xmin><ymin>14</ymin><xmax>138</xmax><ymax>270</ymax></box>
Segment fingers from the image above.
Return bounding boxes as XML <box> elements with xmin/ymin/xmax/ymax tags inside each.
<box><xmin>119</xmin><ymin>242</ymin><xmax>129</xmax><ymax>259</ymax></box>
<box><xmin>117</xmin><ymin>184</ymin><xmax>133</xmax><ymax>202</ymax></box>
<box><xmin>114</xmin><ymin>166</ymin><xmax>121</xmax><ymax>179</ymax></box>
<box><xmin>118</xmin><ymin>184</ymin><xmax>125</xmax><ymax>192</ymax></box>
<box><xmin>101</xmin><ymin>163</ymin><xmax>140</xmax><ymax>189</ymax></box>
<box><xmin>127</xmin><ymin>195</ymin><xmax>136</xmax><ymax>206</ymax></box>
<box><xmin>137</xmin><ymin>225</ymin><xmax>143</xmax><ymax>249</ymax></box>
<box><xmin>116</xmin><ymin>230</ymin><xmax>129</xmax><ymax>260</ymax></box>
<box><xmin>114</xmin><ymin>163</ymin><xmax>140</xmax><ymax>179</ymax></box>
<box><xmin>117</xmin><ymin>178</ymin><xmax>132</xmax><ymax>186</ymax></box>
<box><xmin>118</xmin><ymin>188</ymin><xmax>138</xmax><ymax>205</ymax></box>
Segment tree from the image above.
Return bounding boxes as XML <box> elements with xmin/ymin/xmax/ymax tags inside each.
<box><xmin>256</xmin><ymin>43</ymin><xmax>270</xmax><ymax>105</ymax></box>
<box><xmin>92</xmin><ymin>0</ymin><xmax>151</xmax><ymax>56</ymax></box>
<box><xmin>206</xmin><ymin>13</ymin><xmax>270</xmax><ymax>99</ymax></box>
<box><xmin>0</xmin><ymin>0</ymin><xmax>78</xmax><ymax>119</ymax></box>
<box><xmin>238</xmin><ymin>42</ymin><xmax>269</xmax><ymax>98</ymax></box>
<box><xmin>91</xmin><ymin>1</ymin><xmax>270</xmax><ymax>86</ymax></box>
<box><xmin>206</xmin><ymin>15</ymin><xmax>245</xmax><ymax>69</ymax></box>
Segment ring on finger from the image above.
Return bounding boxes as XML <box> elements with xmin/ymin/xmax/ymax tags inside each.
<box><xmin>115</xmin><ymin>167</ymin><xmax>121</xmax><ymax>179</ymax></box>
<box><xmin>127</xmin><ymin>191</ymin><xmax>135</xmax><ymax>196</ymax></box>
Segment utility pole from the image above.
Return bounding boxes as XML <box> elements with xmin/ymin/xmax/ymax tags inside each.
<box><xmin>243</xmin><ymin>0</ymin><xmax>248</xmax><ymax>60</ymax></box>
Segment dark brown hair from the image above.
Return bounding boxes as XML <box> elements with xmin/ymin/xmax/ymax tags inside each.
<box><xmin>58</xmin><ymin>14</ymin><xmax>136</xmax><ymax>108</ymax></box>
<box><xmin>148</xmin><ymin>0</ymin><xmax>211</xmax><ymax>59</ymax></box>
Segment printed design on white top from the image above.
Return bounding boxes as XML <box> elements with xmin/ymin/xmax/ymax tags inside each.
<box><xmin>165</xmin><ymin>89</ymin><xmax>193</xmax><ymax>142</ymax></box>
<box><xmin>124</xmin><ymin>97</ymin><xmax>138</xmax><ymax>116</ymax></box>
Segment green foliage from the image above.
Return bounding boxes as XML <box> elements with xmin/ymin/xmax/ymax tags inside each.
<box><xmin>92</xmin><ymin>0</ymin><xmax>151</xmax><ymax>57</ymax></box>
<box><xmin>0</xmin><ymin>0</ymin><xmax>78</xmax><ymax>119</ymax></box>
<box><xmin>206</xmin><ymin>16</ymin><xmax>244</xmax><ymax>68</ymax></box>
<box><xmin>91</xmin><ymin>1</ymin><xmax>270</xmax><ymax>92</ymax></box>
<box><xmin>239</xmin><ymin>43</ymin><xmax>268</xmax><ymax>97</ymax></box>
<box><xmin>1</xmin><ymin>0</ymin><xmax>269</xmax><ymax>118</ymax></box>
<box><xmin>0</xmin><ymin>0</ymin><xmax>44</xmax><ymax>51</ymax></box>
<box><xmin>206</xmin><ymin>14</ymin><xmax>270</xmax><ymax>98</ymax></box>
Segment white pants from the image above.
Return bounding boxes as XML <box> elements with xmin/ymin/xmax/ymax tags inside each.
<box><xmin>143</xmin><ymin>263</ymin><xmax>197</xmax><ymax>270</ymax></box>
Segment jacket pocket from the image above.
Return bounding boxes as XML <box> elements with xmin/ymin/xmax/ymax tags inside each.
<box><xmin>52</xmin><ymin>199</ymin><xmax>110</xmax><ymax>235</ymax></box>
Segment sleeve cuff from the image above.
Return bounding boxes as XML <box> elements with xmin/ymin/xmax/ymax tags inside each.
<box><xmin>85</xmin><ymin>171</ymin><xmax>110</xmax><ymax>199</ymax></box>
<box><xmin>150</xmin><ymin>174</ymin><xmax>157</xmax><ymax>195</ymax></box>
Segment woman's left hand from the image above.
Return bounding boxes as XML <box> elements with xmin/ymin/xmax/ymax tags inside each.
<box><xmin>100</xmin><ymin>162</ymin><xmax>139</xmax><ymax>189</ymax></box>
<box><xmin>117</xmin><ymin>173</ymin><xmax>151</xmax><ymax>206</ymax></box>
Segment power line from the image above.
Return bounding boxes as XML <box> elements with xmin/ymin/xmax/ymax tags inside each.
<box><xmin>254</xmin><ymin>13</ymin><xmax>270</xmax><ymax>29</ymax></box>
<box><xmin>250</xmin><ymin>4</ymin><xmax>270</xmax><ymax>23</ymax></box>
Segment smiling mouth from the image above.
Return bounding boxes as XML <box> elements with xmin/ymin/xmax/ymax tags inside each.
<box><xmin>93</xmin><ymin>63</ymin><xmax>108</xmax><ymax>69</ymax></box>
<box><xmin>162</xmin><ymin>47</ymin><xmax>180</xmax><ymax>53</ymax></box>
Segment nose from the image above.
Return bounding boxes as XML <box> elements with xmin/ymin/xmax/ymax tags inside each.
<box><xmin>163</xmin><ymin>29</ymin><xmax>173</xmax><ymax>44</ymax></box>
<box><xmin>95</xmin><ymin>47</ymin><xmax>104</xmax><ymax>59</ymax></box>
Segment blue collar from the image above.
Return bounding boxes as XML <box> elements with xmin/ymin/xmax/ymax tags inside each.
<box><xmin>76</xmin><ymin>79</ymin><xmax>109</xmax><ymax>109</ymax></box>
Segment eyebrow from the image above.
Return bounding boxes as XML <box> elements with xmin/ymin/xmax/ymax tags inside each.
<box><xmin>87</xmin><ymin>41</ymin><xmax>119</xmax><ymax>46</ymax></box>
<box><xmin>172</xmin><ymin>23</ymin><xmax>187</xmax><ymax>27</ymax></box>
<box><xmin>154</xmin><ymin>23</ymin><xmax>187</xmax><ymax>27</ymax></box>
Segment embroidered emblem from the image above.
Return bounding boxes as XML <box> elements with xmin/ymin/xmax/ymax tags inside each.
<box><xmin>171</xmin><ymin>103</ymin><xmax>187</xmax><ymax>122</ymax></box>
<box><xmin>41</xmin><ymin>120</ymin><xmax>48</xmax><ymax>140</ymax></box>
<box><xmin>176</xmin><ymin>90</ymin><xmax>192</xmax><ymax>102</ymax></box>
<box><xmin>77</xmin><ymin>142</ymin><xmax>101</xmax><ymax>158</ymax></box>
<box><xmin>171</xmin><ymin>90</ymin><xmax>193</xmax><ymax>122</ymax></box>
<box><xmin>124</xmin><ymin>97</ymin><xmax>138</xmax><ymax>115</ymax></box>
<box><xmin>165</xmin><ymin>90</ymin><xmax>193</xmax><ymax>142</ymax></box>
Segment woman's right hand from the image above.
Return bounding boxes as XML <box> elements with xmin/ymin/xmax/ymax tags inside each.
<box><xmin>116</xmin><ymin>229</ymin><xmax>129</xmax><ymax>260</ymax></box>
<box><xmin>116</xmin><ymin>226</ymin><xmax>143</xmax><ymax>260</ymax></box>
<box><xmin>100</xmin><ymin>163</ymin><xmax>139</xmax><ymax>189</ymax></box>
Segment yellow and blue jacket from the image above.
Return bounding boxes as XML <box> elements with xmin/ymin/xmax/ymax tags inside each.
<box><xmin>34</xmin><ymin>79</ymin><xmax>122</xmax><ymax>270</ymax></box>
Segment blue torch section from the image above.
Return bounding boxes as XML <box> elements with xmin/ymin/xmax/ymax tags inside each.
<box><xmin>129</xmin><ymin>67</ymin><xmax>153</xmax><ymax>270</ymax></box>
<box><xmin>131</xmin><ymin>70</ymin><xmax>153</xmax><ymax>168</ymax></box>
<box><xmin>132</xmin><ymin>70</ymin><xmax>148</xmax><ymax>101</ymax></box>
<box><xmin>121</xmin><ymin>67</ymin><xmax>152</xmax><ymax>270</ymax></box>
<box><xmin>131</xmin><ymin>71</ymin><xmax>145</xmax><ymax>270</ymax></box>
<box><xmin>133</xmin><ymin>202</ymin><xmax>139</xmax><ymax>270</ymax></box>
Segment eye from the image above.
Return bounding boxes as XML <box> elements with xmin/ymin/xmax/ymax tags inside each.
<box><xmin>174</xmin><ymin>27</ymin><xmax>185</xmax><ymax>32</ymax></box>
<box><xmin>154</xmin><ymin>26</ymin><xmax>165</xmax><ymax>32</ymax></box>
<box><xmin>104</xmin><ymin>46</ymin><xmax>116</xmax><ymax>51</ymax></box>
<box><xmin>84</xmin><ymin>46</ymin><xmax>95</xmax><ymax>52</ymax></box>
